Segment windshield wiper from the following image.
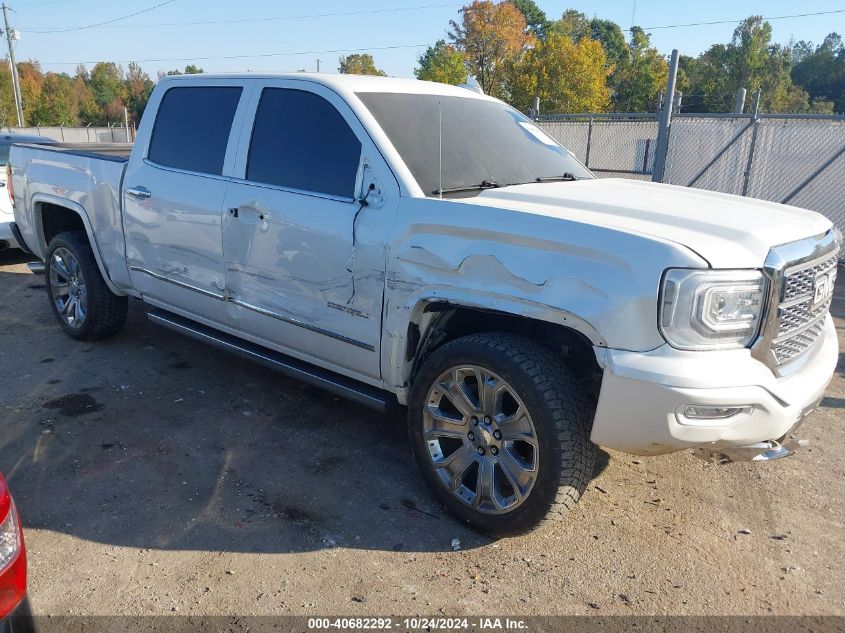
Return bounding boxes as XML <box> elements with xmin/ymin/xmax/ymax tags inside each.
<box><xmin>534</xmin><ymin>172</ymin><xmax>578</xmax><ymax>183</ymax></box>
<box><xmin>432</xmin><ymin>179</ymin><xmax>499</xmax><ymax>195</ymax></box>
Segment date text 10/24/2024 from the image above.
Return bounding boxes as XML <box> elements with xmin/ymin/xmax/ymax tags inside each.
<box><xmin>307</xmin><ymin>618</ymin><xmax>529</xmax><ymax>631</ymax></box>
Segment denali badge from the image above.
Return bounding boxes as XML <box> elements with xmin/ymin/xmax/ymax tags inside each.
<box><xmin>813</xmin><ymin>272</ymin><xmax>835</xmax><ymax>308</ymax></box>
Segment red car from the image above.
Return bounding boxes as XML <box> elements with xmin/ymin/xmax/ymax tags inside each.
<box><xmin>0</xmin><ymin>474</ymin><xmax>31</xmax><ymax>633</ymax></box>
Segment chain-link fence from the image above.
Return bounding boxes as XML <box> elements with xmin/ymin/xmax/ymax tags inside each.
<box><xmin>1</xmin><ymin>126</ymin><xmax>132</xmax><ymax>143</ymax></box>
<box><xmin>538</xmin><ymin>113</ymin><xmax>845</xmax><ymax>236</ymax></box>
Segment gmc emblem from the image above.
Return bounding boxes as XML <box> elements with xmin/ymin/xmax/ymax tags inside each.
<box><xmin>813</xmin><ymin>272</ymin><xmax>836</xmax><ymax>308</ymax></box>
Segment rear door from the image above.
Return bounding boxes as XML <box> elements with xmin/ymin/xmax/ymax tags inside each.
<box><xmin>221</xmin><ymin>80</ymin><xmax>399</xmax><ymax>379</ymax></box>
<box><xmin>123</xmin><ymin>79</ymin><xmax>253</xmax><ymax>324</ymax></box>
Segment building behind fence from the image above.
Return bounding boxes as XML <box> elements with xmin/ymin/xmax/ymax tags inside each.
<box><xmin>1</xmin><ymin>126</ymin><xmax>131</xmax><ymax>143</ymax></box>
<box><xmin>537</xmin><ymin>112</ymin><xmax>845</xmax><ymax>238</ymax></box>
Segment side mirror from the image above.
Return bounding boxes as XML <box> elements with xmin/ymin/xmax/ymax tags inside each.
<box><xmin>358</xmin><ymin>161</ymin><xmax>385</xmax><ymax>209</ymax></box>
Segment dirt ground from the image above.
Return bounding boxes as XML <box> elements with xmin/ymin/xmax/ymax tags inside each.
<box><xmin>0</xmin><ymin>249</ymin><xmax>843</xmax><ymax>617</ymax></box>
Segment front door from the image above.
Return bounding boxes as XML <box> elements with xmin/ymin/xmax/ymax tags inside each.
<box><xmin>222</xmin><ymin>81</ymin><xmax>398</xmax><ymax>380</ymax></box>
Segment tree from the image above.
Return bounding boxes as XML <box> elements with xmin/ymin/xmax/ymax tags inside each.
<box><xmin>29</xmin><ymin>72</ymin><xmax>76</xmax><ymax>125</ymax></box>
<box><xmin>0</xmin><ymin>62</ymin><xmax>18</xmax><ymax>126</ymax></box>
<box><xmin>682</xmin><ymin>16</ymin><xmax>820</xmax><ymax>113</ymax></box>
<box><xmin>17</xmin><ymin>61</ymin><xmax>44</xmax><ymax>121</ymax></box>
<box><xmin>89</xmin><ymin>62</ymin><xmax>126</xmax><ymax>112</ymax></box>
<box><xmin>74</xmin><ymin>73</ymin><xmax>101</xmax><ymax>124</ymax></box>
<box><xmin>792</xmin><ymin>33</ymin><xmax>844</xmax><ymax>112</ymax></box>
<box><xmin>508</xmin><ymin>32</ymin><xmax>611</xmax><ymax>113</ymax></box>
<box><xmin>338</xmin><ymin>54</ymin><xmax>386</xmax><ymax>76</ymax></box>
<box><xmin>448</xmin><ymin>0</ymin><xmax>533</xmax><ymax>97</ymax></box>
<box><xmin>415</xmin><ymin>40</ymin><xmax>468</xmax><ymax>84</ymax></box>
<box><xmin>162</xmin><ymin>64</ymin><xmax>205</xmax><ymax>77</ymax></box>
<box><xmin>125</xmin><ymin>62</ymin><xmax>154</xmax><ymax>126</ymax></box>
<box><xmin>612</xmin><ymin>27</ymin><xmax>668</xmax><ymax>112</ymax></box>
<box><xmin>512</xmin><ymin>0</ymin><xmax>549</xmax><ymax>39</ymax></box>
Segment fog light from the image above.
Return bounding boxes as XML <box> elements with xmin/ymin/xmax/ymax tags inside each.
<box><xmin>683</xmin><ymin>405</ymin><xmax>752</xmax><ymax>420</ymax></box>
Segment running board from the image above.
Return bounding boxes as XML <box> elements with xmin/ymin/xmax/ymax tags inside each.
<box><xmin>147</xmin><ymin>310</ymin><xmax>395</xmax><ymax>413</ymax></box>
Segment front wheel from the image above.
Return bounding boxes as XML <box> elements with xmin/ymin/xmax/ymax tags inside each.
<box><xmin>45</xmin><ymin>231</ymin><xmax>128</xmax><ymax>340</ymax></box>
<box><xmin>408</xmin><ymin>333</ymin><xmax>596</xmax><ymax>535</ymax></box>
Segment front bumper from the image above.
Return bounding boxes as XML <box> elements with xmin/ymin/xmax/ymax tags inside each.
<box><xmin>591</xmin><ymin>314</ymin><xmax>838</xmax><ymax>455</ymax></box>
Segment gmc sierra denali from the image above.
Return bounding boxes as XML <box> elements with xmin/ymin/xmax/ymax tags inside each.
<box><xmin>8</xmin><ymin>74</ymin><xmax>839</xmax><ymax>534</ymax></box>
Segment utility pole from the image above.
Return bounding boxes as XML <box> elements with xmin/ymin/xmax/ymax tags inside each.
<box><xmin>652</xmin><ymin>49</ymin><xmax>679</xmax><ymax>183</ymax></box>
<box><xmin>2</xmin><ymin>3</ymin><xmax>24</xmax><ymax>127</ymax></box>
<box><xmin>315</xmin><ymin>58</ymin><xmax>321</xmax><ymax>72</ymax></box>
<box><xmin>123</xmin><ymin>106</ymin><xmax>130</xmax><ymax>142</ymax></box>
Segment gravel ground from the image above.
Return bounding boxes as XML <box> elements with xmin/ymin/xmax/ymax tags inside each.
<box><xmin>0</xmin><ymin>250</ymin><xmax>843</xmax><ymax>617</ymax></box>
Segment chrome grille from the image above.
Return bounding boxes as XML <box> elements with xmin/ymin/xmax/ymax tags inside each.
<box><xmin>755</xmin><ymin>231</ymin><xmax>839</xmax><ymax>372</ymax></box>
<box><xmin>783</xmin><ymin>257</ymin><xmax>838</xmax><ymax>302</ymax></box>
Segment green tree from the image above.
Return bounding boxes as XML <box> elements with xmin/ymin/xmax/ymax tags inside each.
<box><xmin>163</xmin><ymin>64</ymin><xmax>205</xmax><ymax>76</ymax></box>
<box><xmin>415</xmin><ymin>39</ymin><xmax>468</xmax><ymax>84</ymax></box>
<box><xmin>508</xmin><ymin>32</ymin><xmax>611</xmax><ymax>113</ymax></box>
<box><xmin>448</xmin><ymin>0</ymin><xmax>533</xmax><ymax>98</ymax></box>
<box><xmin>682</xmin><ymin>16</ymin><xmax>818</xmax><ymax>113</ymax></box>
<box><xmin>792</xmin><ymin>33</ymin><xmax>844</xmax><ymax>112</ymax></box>
<box><xmin>338</xmin><ymin>53</ymin><xmax>386</xmax><ymax>76</ymax></box>
<box><xmin>512</xmin><ymin>0</ymin><xmax>549</xmax><ymax>39</ymax></box>
<box><xmin>612</xmin><ymin>27</ymin><xmax>668</xmax><ymax>112</ymax></box>
<box><xmin>89</xmin><ymin>62</ymin><xmax>126</xmax><ymax>112</ymax></box>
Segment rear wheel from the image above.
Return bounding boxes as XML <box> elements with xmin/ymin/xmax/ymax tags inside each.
<box><xmin>45</xmin><ymin>231</ymin><xmax>127</xmax><ymax>340</ymax></box>
<box><xmin>408</xmin><ymin>333</ymin><xmax>596</xmax><ymax>535</ymax></box>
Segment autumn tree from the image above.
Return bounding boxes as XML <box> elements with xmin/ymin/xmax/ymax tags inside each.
<box><xmin>507</xmin><ymin>32</ymin><xmax>611</xmax><ymax>113</ymax></box>
<box><xmin>29</xmin><ymin>72</ymin><xmax>76</xmax><ymax>125</ymax></box>
<box><xmin>448</xmin><ymin>0</ymin><xmax>533</xmax><ymax>98</ymax></box>
<box><xmin>73</xmin><ymin>65</ymin><xmax>101</xmax><ymax>124</ymax></box>
<box><xmin>0</xmin><ymin>62</ymin><xmax>18</xmax><ymax>126</ymax></box>
<box><xmin>415</xmin><ymin>40</ymin><xmax>468</xmax><ymax>85</ymax></box>
<box><xmin>338</xmin><ymin>54</ymin><xmax>386</xmax><ymax>76</ymax></box>
<box><xmin>126</xmin><ymin>62</ymin><xmax>154</xmax><ymax>126</ymax></box>
<box><xmin>17</xmin><ymin>61</ymin><xmax>44</xmax><ymax>122</ymax></box>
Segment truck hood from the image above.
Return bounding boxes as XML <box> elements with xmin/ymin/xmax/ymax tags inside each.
<box><xmin>456</xmin><ymin>178</ymin><xmax>832</xmax><ymax>268</ymax></box>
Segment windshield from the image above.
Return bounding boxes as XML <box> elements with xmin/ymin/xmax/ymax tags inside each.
<box><xmin>357</xmin><ymin>92</ymin><xmax>593</xmax><ymax>197</ymax></box>
<box><xmin>0</xmin><ymin>143</ymin><xmax>10</xmax><ymax>166</ymax></box>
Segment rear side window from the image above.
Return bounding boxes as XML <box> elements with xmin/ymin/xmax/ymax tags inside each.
<box><xmin>148</xmin><ymin>86</ymin><xmax>242</xmax><ymax>175</ymax></box>
<box><xmin>247</xmin><ymin>88</ymin><xmax>361</xmax><ymax>198</ymax></box>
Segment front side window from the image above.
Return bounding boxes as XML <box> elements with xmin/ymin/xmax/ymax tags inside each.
<box><xmin>148</xmin><ymin>86</ymin><xmax>242</xmax><ymax>175</ymax></box>
<box><xmin>247</xmin><ymin>88</ymin><xmax>362</xmax><ymax>198</ymax></box>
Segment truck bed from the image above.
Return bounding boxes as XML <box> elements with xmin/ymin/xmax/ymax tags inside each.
<box><xmin>16</xmin><ymin>142</ymin><xmax>133</xmax><ymax>162</ymax></box>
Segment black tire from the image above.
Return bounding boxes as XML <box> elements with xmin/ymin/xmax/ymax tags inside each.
<box><xmin>45</xmin><ymin>230</ymin><xmax>128</xmax><ymax>340</ymax></box>
<box><xmin>408</xmin><ymin>333</ymin><xmax>596</xmax><ymax>535</ymax></box>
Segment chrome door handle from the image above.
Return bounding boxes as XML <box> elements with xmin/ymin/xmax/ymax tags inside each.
<box><xmin>126</xmin><ymin>187</ymin><xmax>151</xmax><ymax>199</ymax></box>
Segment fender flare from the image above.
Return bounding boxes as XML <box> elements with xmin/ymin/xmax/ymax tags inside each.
<box><xmin>383</xmin><ymin>285</ymin><xmax>608</xmax><ymax>400</ymax></box>
<box><xmin>30</xmin><ymin>193</ymin><xmax>124</xmax><ymax>296</ymax></box>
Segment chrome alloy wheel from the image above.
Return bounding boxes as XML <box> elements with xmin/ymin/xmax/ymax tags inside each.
<box><xmin>50</xmin><ymin>247</ymin><xmax>87</xmax><ymax>329</ymax></box>
<box><xmin>423</xmin><ymin>365</ymin><xmax>539</xmax><ymax>514</ymax></box>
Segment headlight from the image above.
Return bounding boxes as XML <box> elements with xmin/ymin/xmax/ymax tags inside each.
<box><xmin>659</xmin><ymin>269</ymin><xmax>766</xmax><ymax>350</ymax></box>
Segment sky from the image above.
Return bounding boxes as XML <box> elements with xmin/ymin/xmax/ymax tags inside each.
<box><xmin>6</xmin><ymin>0</ymin><xmax>845</xmax><ymax>79</ymax></box>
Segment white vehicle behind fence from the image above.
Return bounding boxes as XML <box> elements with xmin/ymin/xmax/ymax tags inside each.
<box><xmin>7</xmin><ymin>74</ymin><xmax>839</xmax><ymax>534</ymax></box>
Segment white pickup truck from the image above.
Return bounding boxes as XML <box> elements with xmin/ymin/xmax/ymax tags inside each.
<box><xmin>8</xmin><ymin>74</ymin><xmax>840</xmax><ymax>534</ymax></box>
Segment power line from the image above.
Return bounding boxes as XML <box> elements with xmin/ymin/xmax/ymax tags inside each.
<box><xmin>41</xmin><ymin>42</ymin><xmax>430</xmax><ymax>66</ymax></box>
<box><xmin>22</xmin><ymin>2</ymin><xmax>457</xmax><ymax>33</ymax></box>
<box><xmin>631</xmin><ymin>8</ymin><xmax>845</xmax><ymax>31</ymax></box>
<box><xmin>25</xmin><ymin>0</ymin><xmax>176</xmax><ymax>33</ymax></box>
